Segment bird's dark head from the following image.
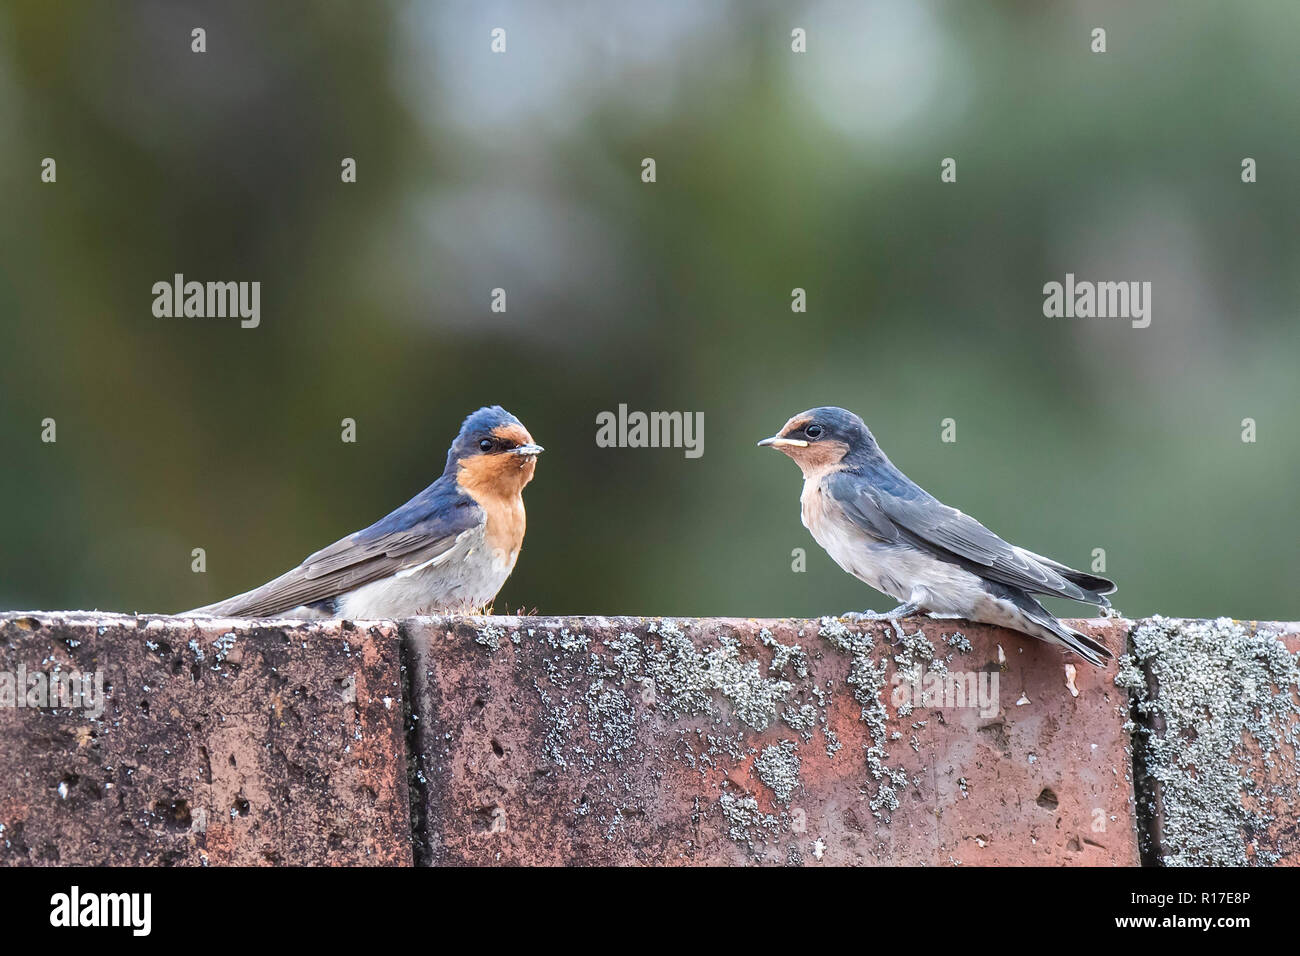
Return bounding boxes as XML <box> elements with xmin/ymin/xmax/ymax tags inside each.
<box><xmin>446</xmin><ymin>406</ymin><xmax>542</xmax><ymax>496</ymax></box>
<box><xmin>757</xmin><ymin>406</ymin><xmax>877</xmax><ymax>478</ymax></box>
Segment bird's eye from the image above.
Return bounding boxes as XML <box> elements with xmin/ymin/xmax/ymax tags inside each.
<box><xmin>479</xmin><ymin>438</ymin><xmax>494</xmax><ymax>452</ymax></box>
<box><xmin>805</xmin><ymin>424</ymin><xmax>824</xmax><ymax>439</ymax></box>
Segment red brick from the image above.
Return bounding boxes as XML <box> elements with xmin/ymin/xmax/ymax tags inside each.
<box><xmin>407</xmin><ymin>615</ymin><xmax>1140</xmax><ymax>865</ymax></box>
<box><xmin>0</xmin><ymin>613</ymin><xmax>410</xmax><ymax>865</ymax></box>
<box><xmin>1122</xmin><ymin>617</ymin><xmax>1300</xmax><ymax>866</ymax></box>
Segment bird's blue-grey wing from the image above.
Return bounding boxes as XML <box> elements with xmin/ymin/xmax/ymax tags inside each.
<box><xmin>188</xmin><ymin>483</ymin><xmax>483</xmax><ymax>617</ymax></box>
<box><xmin>824</xmin><ymin>472</ymin><xmax>902</xmax><ymax>543</ymax></box>
<box><xmin>826</xmin><ymin>469</ymin><xmax>1111</xmax><ymax>605</ymax></box>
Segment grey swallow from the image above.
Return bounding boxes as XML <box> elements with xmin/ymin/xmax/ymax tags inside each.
<box><xmin>759</xmin><ymin>406</ymin><xmax>1115</xmax><ymax>665</ymax></box>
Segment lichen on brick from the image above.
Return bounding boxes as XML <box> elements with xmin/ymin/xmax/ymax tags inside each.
<box><xmin>782</xmin><ymin>702</ymin><xmax>818</xmax><ymax>736</ymax></box>
<box><xmin>758</xmin><ymin>627</ymin><xmax>809</xmax><ymax>679</ymax></box>
<box><xmin>641</xmin><ymin>621</ymin><xmax>793</xmax><ymax>731</ymax></box>
<box><xmin>474</xmin><ymin>624</ymin><xmax>505</xmax><ymax>650</ymax></box>
<box><xmin>754</xmin><ymin>740</ymin><xmax>801</xmax><ymax>804</ymax></box>
<box><xmin>1117</xmin><ymin>616</ymin><xmax>1300</xmax><ymax>866</ymax></box>
<box><xmin>818</xmin><ymin>616</ymin><xmax>910</xmax><ymax>820</ymax></box>
<box><xmin>718</xmin><ymin>791</ymin><xmax>780</xmax><ymax>847</ymax></box>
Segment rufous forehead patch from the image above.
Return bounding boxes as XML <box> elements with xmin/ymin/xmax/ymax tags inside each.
<box><xmin>492</xmin><ymin>423</ymin><xmax>533</xmax><ymax>446</ymax></box>
<box><xmin>781</xmin><ymin>415</ymin><xmax>812</xmax><ymax>436</ymax></box>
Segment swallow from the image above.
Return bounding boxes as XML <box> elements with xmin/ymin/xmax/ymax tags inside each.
<box><xmin>758</xmin><ymin>407</ymin><xmax>1116</xmax><ymax>665</ymax></box>
<box><xmin>186</xmin><ymin>406</ymin><xmax>542</xmax><ymax>619</ymax></box>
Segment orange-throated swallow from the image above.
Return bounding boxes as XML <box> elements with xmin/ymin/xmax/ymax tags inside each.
<box><xmin>187</xmin><ymin>406</ymin><xmax>542</xmax><ymax>619</ymax></box>
<box><xmin>759</xmin><ymin>406</ymin><xmax>1116</xmax><ymax>665</ymax></box>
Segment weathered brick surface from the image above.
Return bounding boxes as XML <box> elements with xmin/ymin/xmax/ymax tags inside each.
<box><xmin>0</xmin><ymin>613</ymin><xmax>410</xmax><ymax>865</ymax></box>
<box><xmin>1120</xmin><ymin>617</ymin><xmax>1300</xmax><ymax>866</ymax></box>
<box><xmin>407</xmin><ymin>615</ymin><xmax>1140</xmax><ymax>865</ymax></box>
<box><xmin>7</xmin><ymin>611</ymin><xmax>1294</xmax><ymax>867</ymax></box>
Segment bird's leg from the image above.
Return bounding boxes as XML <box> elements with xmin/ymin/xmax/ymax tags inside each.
<box><xmin>888</xmin><ymin>618</ymin><xmax>908</xmax><ymax>646</ymax></box>
<box><xmin>842</xmin><ymin>601</ymin><xmax>921</xmax><ymax>623</ymax></box>
<box><xmin>884</xmin><ymin>601</ymin><xmax>921</xmax><ymax>620</ymax></box>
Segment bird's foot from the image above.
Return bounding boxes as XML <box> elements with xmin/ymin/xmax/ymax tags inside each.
<box><xmin>888</xmin><ymin>619</ymin><xmax>908</xmax><ymax>646</ymax></box>
<box><xmin>840</xmin><ymin>601</ymin><xmax>920</xmax><ymax>623</ymax></box>
<box><xmin>841</xmin><ymin>603</ymin><xmax>922</xmax><ymax>646</ymax></box>
<box><xmin>840</xmin><ymin>609</ymin><xmax>886</xmax><ymax>622</ymax></box>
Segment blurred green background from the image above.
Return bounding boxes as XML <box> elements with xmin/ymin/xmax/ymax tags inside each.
<box><xmin>1</xmin><ymin>1</ymin><xmax>1296</xmax><ymax>621</ymax></box>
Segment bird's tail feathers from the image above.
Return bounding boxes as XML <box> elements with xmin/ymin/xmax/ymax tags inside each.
<box><xmin>182</xmin><ymin>584</ymin><xmax>275</xmax><ymax>617</ymax></box>
<box><xmin>1031</xmin><ymin>612</ymin><xmax>1113</xmax><ymax>667</ymax></box>
<box><xmin>182</xmin><ymin>598</ymin><xmax>239</xmax><ymax>617</ymax></box>
<box><xmin>1071</xmin><ymin>582</ymin><xmax>1113</xmax><ymax>609</ymax></box>
<box><xmin>1038</xmin><ymin>557</ymin><xmax>1117</xmax><ymax>604</ymax></box>
<box><xmin>1063</xmin><ymin>569</ymin><xmax>1117</xmax><ymax>596</ymax></box>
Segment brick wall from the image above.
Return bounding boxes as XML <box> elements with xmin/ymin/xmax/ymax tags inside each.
<box><xmin>1</xmin><ymin>612</ymin><xmax>1296</xmax><ymax>866</ymax></box>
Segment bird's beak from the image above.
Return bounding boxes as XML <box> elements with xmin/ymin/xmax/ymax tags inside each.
<box><xmin>512</xmin><ymin>443</ymin><xmax>544</xmax><ymax>457</ymax></box>
<box><xmin>757</xmin><ymin>435</ymin><xmax>808</xmax><ymax>448</ymax></box>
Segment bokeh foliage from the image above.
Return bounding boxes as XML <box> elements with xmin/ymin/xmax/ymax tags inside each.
<box><xmin>2</xmin><ymin>1</ymin><xmax>1296</xmax><ymax>620</ymax></box>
